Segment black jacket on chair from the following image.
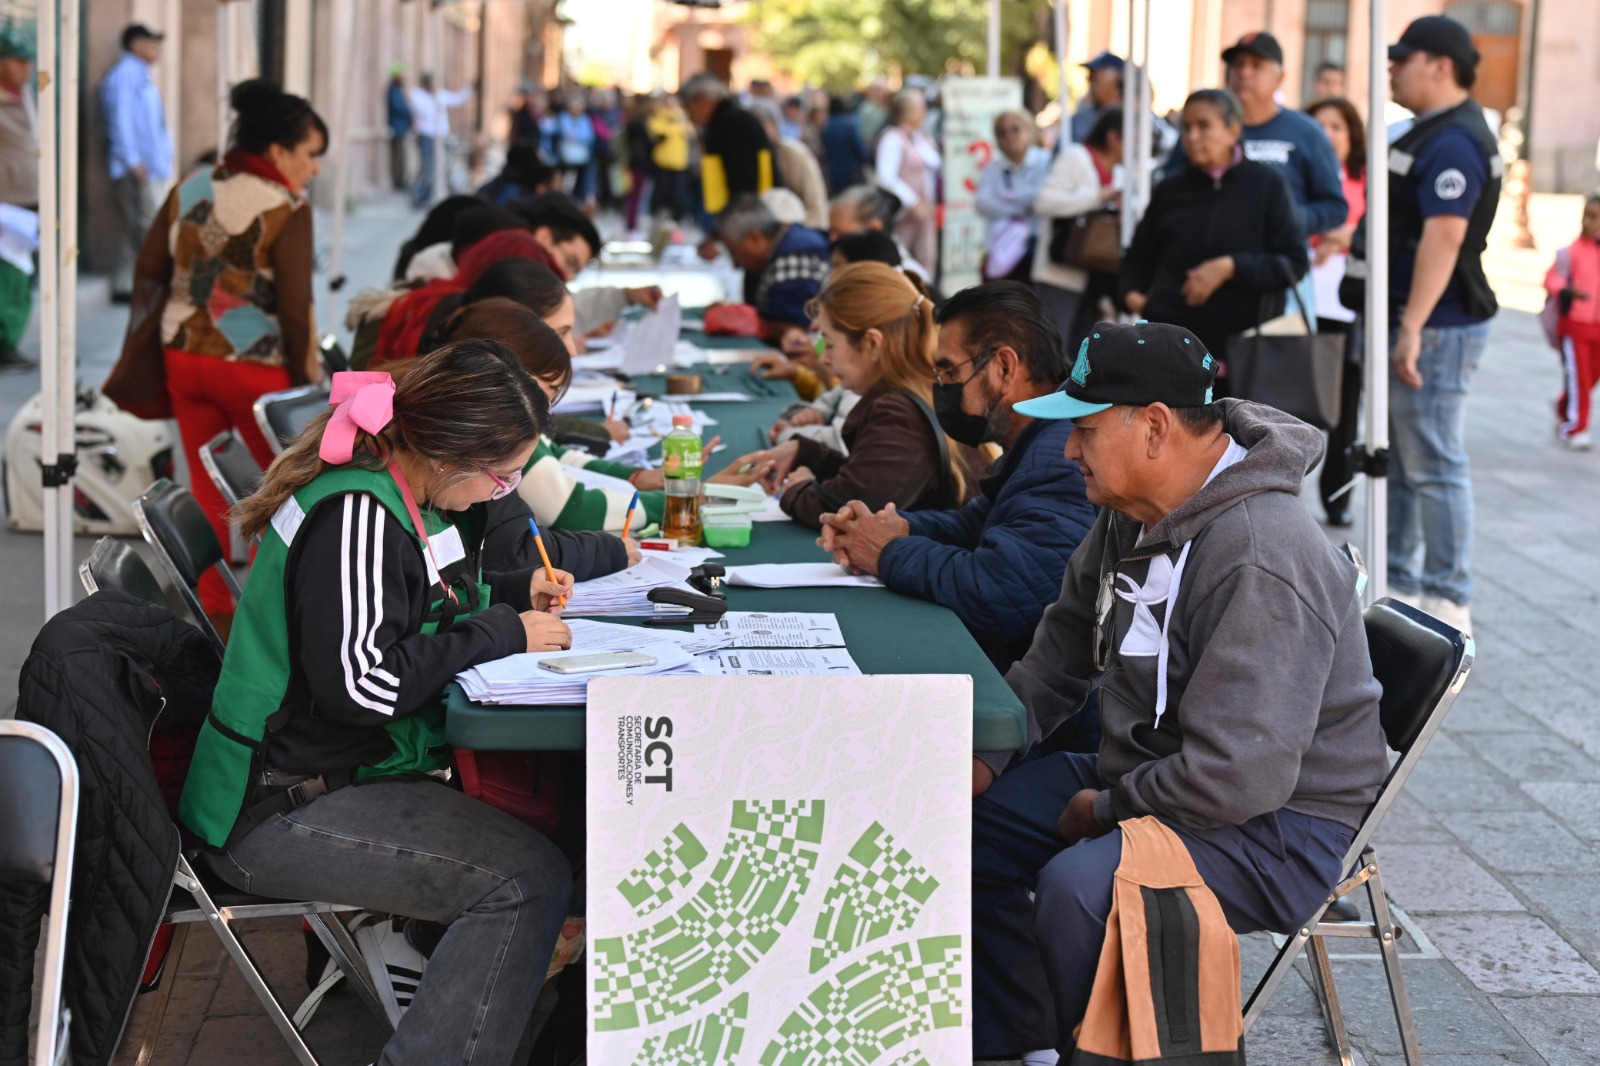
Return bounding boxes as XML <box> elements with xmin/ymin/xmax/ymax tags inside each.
<box><xmin>1</xmin><ymin>592</ymin><xmax>220</xmax><ymax>1066</ymax></box>
<box><xmin>1118</xmin><ymin>159</ymin><xmax>1309</xmax><ymax>357</ymax></box>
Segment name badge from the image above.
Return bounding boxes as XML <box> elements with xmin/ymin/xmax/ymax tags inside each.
<box><xmin>431</xmin><ymin>524</ymin><xmax>467</xmax><ymax>568</ymax></box>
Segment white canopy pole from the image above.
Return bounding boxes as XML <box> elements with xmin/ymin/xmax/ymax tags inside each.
<box><xmin>56</xmin><ymin>0</ymin><xmax>81</xmax><ymax>609</ymax></box>
<box><xmin>37</xmin><ymin>0</ymin><xmax>62</xmax><ymax>616</ymax></box>
<box><xmin>217</xmin><ymin>0</ymin><xmax>232</xmax><ymax>151</ymax></box>
<box><xmin>1362</xmin><ymin>0</ymin><xmax>1390</xmax><ymax>602</ymax></box>
<box><xmin>282</xmin><ymin>0</ymin><xmax>312</xmax><ymax>98</ymax></box>
<box><xmin>161</xmin><ymin>0</ymin><xmax>181</xmax><ymax>171</ymax></box>
<box><xmin>325</xmin><ymin>0</ymin><xmax>362</xmax><ymax>289</ymax></box>
<box><xmin>987</xmin><ymin>0</ymin><xmax>1001</xmax><ymax>79</ymax></box>
<box><xmin>1054</xmin><ymin>0</ymin><xmax>1069</xmax><ymax>146</ymax></box>
<box><xmin>428</xmin><ymin>3</ymin><xmax>445</xmax><ymax>206</ymax></box>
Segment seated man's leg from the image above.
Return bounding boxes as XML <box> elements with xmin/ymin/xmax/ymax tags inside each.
<box><xmin>972</xmin><ymin>751</ymin><xmax>1101</xmax><ymax>1058</ymax></box>
<box><xmin>1033</xmin><ymin>807</ymin><xmax>1353</xmax><ymax>1055</ymax></box>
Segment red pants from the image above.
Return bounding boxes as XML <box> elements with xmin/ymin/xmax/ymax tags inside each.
<box><xmin>1557</xmin><ymin>324</ymin><xmax>1600</xmax><ymax>439</ymax></box>
<box><xmin>163</xmin><ymin>349</ymin><xmax>289</xmax><ymax>614</ymax></box>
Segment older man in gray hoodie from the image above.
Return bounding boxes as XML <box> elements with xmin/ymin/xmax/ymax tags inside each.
<box><xmin>971</xmin><ymin>320</ymin><xmax>1390</xmax><ymax>1060</ymax></box>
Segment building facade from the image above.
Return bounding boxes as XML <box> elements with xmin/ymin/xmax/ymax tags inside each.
<box><xmin>1064</xmin><ymin>0</ymin><xmax>1595</xmax><ymax>192</ymax></box>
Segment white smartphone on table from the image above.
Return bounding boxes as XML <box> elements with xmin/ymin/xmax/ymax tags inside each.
<box><xmin>537</xmin><ymin>651</ymin><xmax>659</xmax><ymax>675</ymax></box>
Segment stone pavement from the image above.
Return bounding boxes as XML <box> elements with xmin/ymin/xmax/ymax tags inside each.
<box><xmin>9</xmin><ymin>192</ymin><xmax>1600</xmax><ymax>1064</ymax></box>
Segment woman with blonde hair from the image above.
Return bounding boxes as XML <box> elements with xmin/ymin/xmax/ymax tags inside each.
<box><xmin>721</xmin><ymin>261</ymin><xmax>961</xmax><ymax>528</ymax></box>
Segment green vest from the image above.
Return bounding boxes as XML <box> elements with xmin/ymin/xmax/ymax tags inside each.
<box><xmin>179</xmin><ymin>465</ymin><xmax>495</xmax><ymax>847</ymax></box>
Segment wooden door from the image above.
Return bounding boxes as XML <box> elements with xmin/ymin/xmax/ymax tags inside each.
<box><xmin>1472</xmin><ymin>32</ymin><xmax>1519</xmax><ymax>113</ymax></box>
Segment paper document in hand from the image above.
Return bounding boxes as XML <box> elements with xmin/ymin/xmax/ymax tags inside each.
<box><xmin>724</xmin><ymin>563</ymin><xmax>884</xmax><ymax>589</ymax></box>
<box><xmin>696</xmin><ymin>648</ymin><xmax>861</xmax><ymax>675</ymax></box>
<box><xmin>695</xmin><ymin>612</ymin><xmax>845</xmax><ymax>648</ymax></box>
<box><xmin>621</xmin><ymin>295</ymin><xmax>683</xmax><ymax>375</ymax></box>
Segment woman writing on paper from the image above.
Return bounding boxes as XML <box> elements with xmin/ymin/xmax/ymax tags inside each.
<box><xmin>178</xmin><ymin>342</ymin><xmax>574</xmax><ymax>1065</ymax></box>
<box><xmin>719</xmin><ymin>262</ymin><xmax>963</xmax><ymax>528</ymax></box>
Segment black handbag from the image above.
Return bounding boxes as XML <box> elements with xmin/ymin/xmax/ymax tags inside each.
<box><xmin>1224</xmin><ymin>282</ymin><xmax>1345</xmax><ymax>431</ymax></box>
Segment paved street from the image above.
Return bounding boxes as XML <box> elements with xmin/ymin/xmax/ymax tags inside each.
<box><xmin>8</xmin><ymin>191</ymin><xmax>1600</xmax><ymax>1064</ymax></box>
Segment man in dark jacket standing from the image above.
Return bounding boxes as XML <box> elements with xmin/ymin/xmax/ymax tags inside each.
<box><xmin>818</xmin><ymin>282</ymin><xmax>1093</xmax><ymax>674</ymax></box>
<box><xmin>970</xmin><ymin>321</ymin><xmax>1389</xmax><ymax>1060</ymax></box>
<box><xmin>385</xmin><ymin>67</ymin><xmax>411</xmax><ymax>192</ymax></box>
<box><xmin>680</xmin><ymin>72</ymin><xmax>776</xmax><ymax>255</ymax></box>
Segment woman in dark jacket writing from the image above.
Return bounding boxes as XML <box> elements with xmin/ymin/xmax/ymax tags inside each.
<box><xmin>1120</xmin><ymin>88</ymin><xmax>1308</xmax><ymax>359</ymax></box>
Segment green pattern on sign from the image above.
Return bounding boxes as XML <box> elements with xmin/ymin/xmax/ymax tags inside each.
<box><xmin>631</xmin><ymin>993</ymin><xmax>748</xmax><ymax>1064</ymax></box>
<box><xmin>885</xmin><ymin>1053</ymin><xmax>932</xmax><ymax>1066</ymax></box>
<box><xmin>619</xmin><ymin>823</ymin><xmax>710</xmax><ymax>917</ymax></box>
<box><xmin>593</xmin><ymin>800</ymin><xmax>826</xmax><ymax>1031</ymax></box>
<box><xmin>810</xmin><ymin>823</ymin><xmax>939</xmax><ymax>973</ymax></box>
<box><xmin>758</xmin><ymin>937</ymin><xmax>964</xmax><ymax>1064</ymax></box>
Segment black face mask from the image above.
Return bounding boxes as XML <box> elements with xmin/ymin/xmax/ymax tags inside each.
<box><xmin>934</xmin><ymin>381</ymin><xmax>993</xmax><ymax>448</ymax></box>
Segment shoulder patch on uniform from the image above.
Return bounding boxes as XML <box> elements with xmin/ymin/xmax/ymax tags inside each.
<box><xmin>271</xmin><ymin>495</ymin><xmax>306</xmax><ymax>547</ymax></box>
<box><xmin>1434</xmin><ymin>168</ymin><xmax>1468</xmax><ymax>200</ymax></box>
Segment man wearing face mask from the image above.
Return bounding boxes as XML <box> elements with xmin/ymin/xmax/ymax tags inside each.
<box><xmin>819</xmin><ymin>281</ymin><xmax>1095</xmax><ymax>674</ymax></box>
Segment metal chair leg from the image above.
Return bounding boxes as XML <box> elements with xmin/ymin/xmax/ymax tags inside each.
<box><xmin>306</xmin><ymin>912</ymin><xmax>393</xmax><ymax>1031</ymax></box>
<box><xmin>134</xmin><ymin>923</ymin><xmax>189</xmax><ymax>1066</ymax></box>
<box><xmin>1365</xmin><ymin>858</ymin><xmax>1423</xmax><ymax>1066</ymax></box>
<box><xmin>1244</xmin><ymin>899</ymin><xmax>1331</xmax><ymax>1030</ymax></box>
<box><xmin>1307</xmin><ymin>933</ymin><xmax>1355</xmax><ymax>1066</ymax></box>
<box><xmin>176</xmin><ymin>856</ymin><xmax>322</xmax><ymax>1066</ymax></box>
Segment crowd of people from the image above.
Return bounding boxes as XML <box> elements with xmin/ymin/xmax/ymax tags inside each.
<box><xmin>0</xmin><ymin>7</ymin><xmax>1554</xmax><ymax>1063</ymax></box>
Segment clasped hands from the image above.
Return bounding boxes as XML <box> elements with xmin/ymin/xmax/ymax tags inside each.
<box><xmin>816</xmin><ymin>500</ymin><xmax>910</xmax><ymax>576</ymax></box>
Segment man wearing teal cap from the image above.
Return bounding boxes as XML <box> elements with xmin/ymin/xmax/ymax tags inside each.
<box><xmin>0</xmin><ymin>25</ymin><xmax>37</xmax><ymax>370</ymax></box>
<box><xmin>972</xmin><ymin>320</ymin><xmax>1390</xmax><ymax>1058</ymax></box>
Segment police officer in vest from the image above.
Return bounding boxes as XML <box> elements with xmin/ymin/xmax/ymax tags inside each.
<box><xmin>179</xmin><ymin>341</ymin><xmax>576</xmax><ymax>1064</ymax></box>
<box><xmin>1374</xmin><ymin>15</ymin><xmax>1501</xmax><ymax>637</ymax></box>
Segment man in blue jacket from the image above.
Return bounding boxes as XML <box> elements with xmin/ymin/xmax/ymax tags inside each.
<box><xmin>818</xmin><ymin>281</ymin><xmax>1095</xmax><ymax>676</ymax></box>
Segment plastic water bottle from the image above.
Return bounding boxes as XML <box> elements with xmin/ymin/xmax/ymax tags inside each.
<box><xmin>660</xmin><ymin>414</ymin><xmax>703</xmax><ymax>546</ymax></box>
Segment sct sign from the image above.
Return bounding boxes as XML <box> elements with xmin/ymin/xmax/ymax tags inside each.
<box><xmin>587</xmin><ymin>675</ymin><xmax>974</xmax><ymax>1063</ymax></box>
<box><xmin>940</xmin><ymin>76</ymin><xmax>1025</xmax><ymax>292</ymax></box>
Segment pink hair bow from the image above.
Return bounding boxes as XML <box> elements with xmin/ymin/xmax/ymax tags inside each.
<box><xmin>319</xmin><ymin>371</ymin><xmax>396</xmax><ymax>464</ymax></box>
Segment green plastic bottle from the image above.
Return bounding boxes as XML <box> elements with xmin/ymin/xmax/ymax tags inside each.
<box><xmin>660</xmin><ymin>414</ymin><xmax>703</xmax><ymax>546</ymax></box>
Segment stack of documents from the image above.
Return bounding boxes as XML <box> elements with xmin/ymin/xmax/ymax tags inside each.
<box><xmin>565</xmin><ymin>556</ymin><xmax>700</xmax><ymax>618</ymax></box>
<box><xmin>724</xmin><ymin>563</ymin><xmax>884</xmax><ymax>589</ymax></box>
<box><xmin>694</xmin><ymin>612</ymin><xmax>845</xmax><ymax>648</ymax></box>
<box><xmin>456</xmin><ymin>622</ymin><xmax>708</xmax><ymax>704</ymax></box>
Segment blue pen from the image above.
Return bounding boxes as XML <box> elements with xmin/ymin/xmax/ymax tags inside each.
<box><xmin>609</xmin><ymin>390</ymin><xmax>619</xmax><ymax>421</ymax></box>
<box><xmin>527</xmin><ymin>516</ymin><xmax>568</xmax><ymax>606</ymax></box>
<box><xmin>622</xmin><ymin>490</ymin><xmax>641</xmax><ymax>540</ymax></box>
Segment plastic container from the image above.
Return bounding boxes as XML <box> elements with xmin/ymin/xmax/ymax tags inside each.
<box><xmin>660</xmin><ymin>414</ymin><xmax>703</xmax><ymax>546</ymax></box>
<box><xmin>701</xmin><ymin>509</ymin><xmax>753</xmax><ymax>549</ymax></box>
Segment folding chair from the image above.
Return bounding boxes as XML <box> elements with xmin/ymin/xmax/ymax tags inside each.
<box><xmin>0</xmin><ymin>721</ymin><xmax>79</xmax><ymax>1066</ymax></box>
<box><xmin>1243</xmin><ymin>598</ymin><xmax>1475</xmax><ymax>1066</ymax></box>
<box><xmin>78</xmin><ymin>536</ymin><xmax>168</xmax><ymax>609</ymax></box>
<box><xmin>130</xmin><ymin>856</ymin><xmax>391</xmax><ymax>1066</ymax></box>
<box><xmin>253</xmin><ymin>384</ymin><xmax>330</xmax><ymax>455</ymax></box>
<box><xmin>131</xmin><ymin>479</ymin><xmax>241</xmax><ymax>652</ymax></box>
<box><xmin>197</xmin><ymin>429</ymin><xmax>266</xmax><ymax>509</ymax></box>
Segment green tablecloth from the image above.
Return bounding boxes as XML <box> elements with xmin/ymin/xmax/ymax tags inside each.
<box><xmin>444</xmin><ymin>359</ymin><xmax>1027</xmax><ymax>755</ymax></box>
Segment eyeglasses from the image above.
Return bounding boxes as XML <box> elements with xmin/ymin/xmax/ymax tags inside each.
<box><xmin>933</xmin><ymin>349</ymin><xmax>997</xmax><ymax>387</ymax></box>
<box><xmin>481</xmin><ymin>466</ymin><xmax>523</xmax><ymax>500</ymax></box>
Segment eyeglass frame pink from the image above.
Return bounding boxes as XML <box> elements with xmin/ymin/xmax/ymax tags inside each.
<box><xmin>481</xmin><ymin>466</ymin><xmax>522</xmax><ymax>500</ymax></box>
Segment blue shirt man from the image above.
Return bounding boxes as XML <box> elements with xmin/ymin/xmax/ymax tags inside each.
<box><xmin>1070</xmin><ymin>52</ymin><xmax>1124</xmax><ymax>145</ymax></box>
<box><xmin>99</xmin><ymin>23</ymin><xmax>170</xmax><ymax>300</ymax></box>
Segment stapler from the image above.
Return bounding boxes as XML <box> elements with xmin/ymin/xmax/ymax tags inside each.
<box><xmin>702</xmin><ymin>483</ymin><xmax>769</xmax><ymax>517</ymax></box>
<box><xmin>643</xmin><ymin>585</ymin><xmax>728</xmax><ymax>626</ymax></box>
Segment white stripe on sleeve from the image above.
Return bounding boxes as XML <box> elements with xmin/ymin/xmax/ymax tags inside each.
<box><xmin>339</xmin><ymin>495</ymin><xmax>395</xmax><ymax>715</ymax></box>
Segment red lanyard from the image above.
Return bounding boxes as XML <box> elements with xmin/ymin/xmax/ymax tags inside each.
<box><xmin>386</xmin><ymin>456</ymin><xmax>458</xmax><ymax>604</ymax></box>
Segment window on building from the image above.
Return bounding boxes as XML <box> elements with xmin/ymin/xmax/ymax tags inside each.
<box><xmin>1444</xmin><ymin>0</ymin><xmax>1522</xmax><ymax>35</ymax></box>
<box><xmin>1303</xmin><ymin>0</ymin><xmax>1350</xmax><ymax>103</ymax></box>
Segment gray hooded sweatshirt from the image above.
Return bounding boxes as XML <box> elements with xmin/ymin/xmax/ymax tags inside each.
<box><xmin>1004</xmin><ymin>400</ymin><xmax>1389</xmax><ymax>833</ymax></box>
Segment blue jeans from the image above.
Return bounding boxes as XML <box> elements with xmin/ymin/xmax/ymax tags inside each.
<box><xmin>972</xmin><ymin>753</ymin><xmax>1352</xmax><ymax>1057</ymax></box>
<box><xmin>1387</xmin><ymin>319</ymin><xmax>1491</xmax><ymax>605</ymax></box>
<box><xmin>412</xmin><ymin>135</ymin><xmax>437</xmax><ymax>207</ymax></box>
<box><xmin>211</xmin><ymin>778</ymin><xmax>572</xmax><ymax>1065</ymax></box>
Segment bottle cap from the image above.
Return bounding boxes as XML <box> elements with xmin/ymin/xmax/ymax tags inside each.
<box><xmin>672</xmin><ymin>414</ymin><xmax>694</xmax><ymax>428</ymax></box>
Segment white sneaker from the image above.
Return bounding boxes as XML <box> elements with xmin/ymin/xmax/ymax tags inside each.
<box><xmin>1560</xmin><ymin>431</ymin><xmax>1593</xmax><ymax>451</ymax></box>
<box><xmin>1421</xmin><ymin>594</ymin><xmax>1472</xmax><ymax>637</ymax></box>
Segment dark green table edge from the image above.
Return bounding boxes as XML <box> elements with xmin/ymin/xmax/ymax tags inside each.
<box><xmin>444</xmin><ymin>356</ymin><xmax>1028</xmax><ymax>754</ymax></box>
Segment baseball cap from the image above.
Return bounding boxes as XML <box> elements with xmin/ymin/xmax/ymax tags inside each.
<box><xmin>1388</xmin><ymin>15</ymin><xmax>1479</xmax><ymax>72</ymax></box>
<box><xmin>0</xmin><ymin>26</ymin><xmax>35</xmax><ymax>62</ymax></box>
<box><xmin>1014</xmin><ymin>321</ymin><xmax>1219</xmax><ymax>421</ymax></box>
<box><xmin>1221</xmin><ymin>31</ymin><xmax>1284</xmax><ymax>67</ymax></box>
<box><xmin>1081</xmin><ymin>51</ymin><xmax>1125</xmax><ymax>73</ymax></box>
<box><xmin>121</xmin><ymin>23</ymin><xmax>164</xmax><ymax>50</ymax></box>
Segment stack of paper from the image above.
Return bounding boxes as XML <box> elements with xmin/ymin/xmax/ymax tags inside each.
<box><xmin>695</xmin><ymin>648</ymin><xmax>861</xmax><ymax>676</ymax></box>
<box><xmin>724</xmin><ymin>563</ymin><xmax>884</xmax><ymax>589</ymax></box>
<box><xmin>565</xmin><ymin>555</ymin><xmax>699</xmax><ymax>618</ymax></box>
<box><xmin>693</xmin><ymin>612</ymin><xmax>845</xmax><ymax>648</ymax></box>
<box><xmin>455</xmin><ymin>622</ymin><xmax>708</xmax><ymax>705</ymax></box>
